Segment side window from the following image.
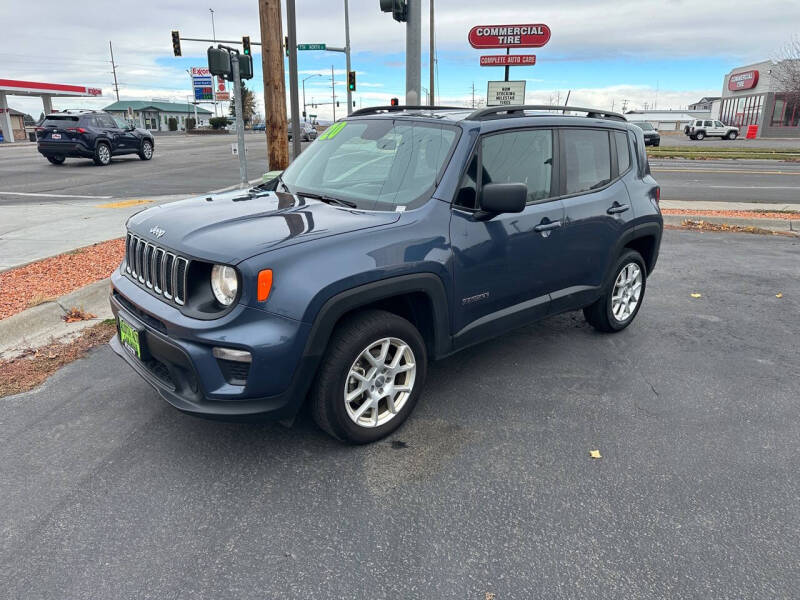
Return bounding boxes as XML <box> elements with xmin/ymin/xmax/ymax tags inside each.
<box><xmin>704</xmin><ymin>120</ymin><xmax>713</xmax><ymax>127</ymax></box>
<box><xmin>480</xmin><ymin>129</ymin><xmax>553</xmax><ymax>203</ymax></box>
<box><xmin>714</xmin><ymin>120</ymin><xmax>724</xmax><ymax>128</ymax></box>
<box><xmin>614</xmin><ymin>131</ymin><xmax>631</xmax><ymax>174</ymax></box>
<box><xmin>562</xmin><ymin>129</ymin><xmax>612</xmax><ymax>194</ymax></box>
<box><xmin>99</xmin><ymin>115</ymin><xmax>116</xmax><ymax>128</ymax></box>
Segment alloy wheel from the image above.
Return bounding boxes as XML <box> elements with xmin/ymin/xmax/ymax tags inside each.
<box><xmin>98</xmin><ymin>144</ymin><xmax>110</xmax><ymax>164</ymax></box>
<box><xmin>343</xmin><ymin>337</ymin><xmax>416</xmax><ymax>428</ymax></box>
<box><xmin>611</xmin><ymin>263</ymin><xmax>643</xmax><ymax>322</ymax></box>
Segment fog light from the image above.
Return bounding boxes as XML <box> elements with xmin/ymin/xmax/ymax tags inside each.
<box><xmin>212</xmin><ymin>347</ymin><xmax>252</xmax><ymax>363</ymax></box>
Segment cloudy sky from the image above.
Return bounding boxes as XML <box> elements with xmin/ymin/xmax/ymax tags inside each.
<box><xmin>3</xmin><ymin>0</ymin><xmax>800</xmax><ymax>121</ymax></box>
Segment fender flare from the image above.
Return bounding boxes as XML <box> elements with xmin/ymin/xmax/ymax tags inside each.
<box><xmin>602</xmin><ymin>222</ymin><xmax>663</xmax><ymax>286</ymax></box>
<box><xmin>302</xmin><ymin>273</ymin><xmax>452</xmax><ymax>361</ymax></box>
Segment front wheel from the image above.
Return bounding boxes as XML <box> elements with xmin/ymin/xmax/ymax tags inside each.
<box><xmin>138</xmin><ymin>139</ymin><xmax>153</xmax><ymax>160</ymax></box>
<box><xmin>310</xmin><ymin>309</ymin><xmax>427</xmax><ymax>444</ymax></box>
<box><xmin>584</xmin><ymin>250</ymin><xmax>647</xmax><ymax>333</ymax></box>
<box><xmin>47</xmin><ymin>155</ymin><xmax>65</xmax><ymax>165</ymax></box>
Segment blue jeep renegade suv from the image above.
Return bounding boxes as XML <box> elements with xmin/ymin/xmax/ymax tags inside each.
<box><xmin>109</xmin><ymin>104</ymin><xmax>662</xmax><ymax>443</ymax></box>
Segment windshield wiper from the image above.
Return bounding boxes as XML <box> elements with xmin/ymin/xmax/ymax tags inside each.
<box><xmin>298</xmin><ymin>191</ymin><xmax>357</xmax><ymax>208</ymax></box>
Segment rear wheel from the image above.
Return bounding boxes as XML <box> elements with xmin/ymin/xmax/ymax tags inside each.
<box><xmin>310</xmin><ymin>309</ymin><xmax>427</xmax><ymax>444</ymax></box>
<box><xmin>695</xmin><ymin>131</ymin><xmax>705</xmax><ymax>141</ymax></box>
<box><xmin>46</xmin><ymin>155</ymin><xmax>65</xmax><ymax>165</ymax></box>
<box><xmin>93</xmin><ymin>142</ymin><xmax>111</xmax><ymax>166</ymax></box>
<box><xmin>138</xmin><ymin>139</ymin><xmax>153</xmax><ymax>160</ymax></box>
<box><xmin>584</xmin><ymin>250</ymin><xmax>647</xmax><ymax>333</ymax></box>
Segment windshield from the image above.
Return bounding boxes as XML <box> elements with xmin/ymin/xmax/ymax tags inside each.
<box><xmin>280</xmin><ymin>118</ymin><xmax>459</xmax><ymax>211</ymax></box>
<box><xmin>633</xmin><ymin>122</ymin><xmax>654</xmax><ymax>131</ymax></box>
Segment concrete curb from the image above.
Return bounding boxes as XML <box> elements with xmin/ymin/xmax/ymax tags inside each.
<box><xmin>663</xmin><ymin>213</ymin><xmax>799</xmax><ymax>235</ymax></box>
<box><xmin>0</xmin><ymin>278</ymin><xmax>113</xmax><ymax>358</ymax></box>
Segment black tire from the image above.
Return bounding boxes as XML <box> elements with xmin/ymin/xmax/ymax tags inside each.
<box><xmin>310</xmin><ymin>309</ymin><xmax>428</xmax><ymax>444</ymax></box>
<box><xmin>46</xmin><ymin>155</ymin><xmax>65</xmax><ymax>165</ymax></box>
<box><xmin>138</xmin><ymin>139</ymin><xmax>153</xmax><ymax>160</ymax></box>
<box><xmin>583</xmin><ymin>249</ymin><xmax>647</xmax><ymax>333</ymax></box>
<box><xmin>727</xmin><ymin>131</ymin><xmax>738</xmax><ymax>140</ymax></box>
<box><xmin>93</xmin><ymin>141</ymin><xmax>111</xmax><ymax>166</ymax></box>
<box><xmin>695</xmin><ymin>131</ymin><xmax>705</xmax><ymax>141</ymax></box>
<box><xmin>653</xmin><ymin>140</ymin><xmax>660</xmax><ymax>147</ymax></box>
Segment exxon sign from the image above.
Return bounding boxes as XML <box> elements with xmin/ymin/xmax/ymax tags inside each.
<box><xmin>468</xmin><ymin>24</ymin><xmax>551</xmax><ymax>49</ymax></box>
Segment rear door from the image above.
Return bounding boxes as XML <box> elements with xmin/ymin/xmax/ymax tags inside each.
<box><xmin>553</xmin><ymin>127</ymin><xmax>635</xmax><ymax>312</ymax></box>
<box><xmin>39</xmin><ymin>115</ymin><xmax>80</xmax><ymax>143</ymax></box>
<box><xmin>97</xmin><ymin>114</ymin><xmax>124</xmax><ymax>152</ymax></box>
<box><xmin>451</xmin><ymin>127</ymin><xmax>566</xmax><ymax>346</ymax></box>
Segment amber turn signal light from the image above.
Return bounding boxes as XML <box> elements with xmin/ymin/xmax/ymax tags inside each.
<box><xmin>257</xmin><ymin>269</ymin><xmax>273</xmax><ymax>301</ymax></box>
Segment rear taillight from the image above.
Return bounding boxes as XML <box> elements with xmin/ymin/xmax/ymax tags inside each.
<box><xmin>35</xmin><ymin>126</ymin><xmax>44</xmax><ymax>132</ymax></box>
<box><xmin>66</xmin><ymin>127</ymin><xmax>87</xmax><ymax>133</ymax></box>
<box><xmin>654</xmin><ymin>186</ymin><xmax>661</xmax><ymax>205</ymax></box>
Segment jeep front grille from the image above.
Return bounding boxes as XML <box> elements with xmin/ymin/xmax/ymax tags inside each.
<box><xmin>125</xmin><ymin>233</ymin><xmax>190</xmax><ymax>305</ymax></box>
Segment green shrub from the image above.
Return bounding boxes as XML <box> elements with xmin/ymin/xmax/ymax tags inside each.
<box><xmin>168</xmin><ymin>117</ymin><xmax>178</xmax><ymax>131</ymax></box>
<box><xmin>209</xmin><ymin>116</ymin><xmax>229</xmax><ymax>130</ymax></box>
<box><xmin>186</xmin><ymin>117</ymin><xmax>196</xmax><ymax>131</ymax></box>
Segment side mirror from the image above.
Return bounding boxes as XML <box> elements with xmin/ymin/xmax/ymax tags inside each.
<box><xmin>479</xmin><ymin>182</ymin><xmax>527</xmax><ymax>215</ymax></box>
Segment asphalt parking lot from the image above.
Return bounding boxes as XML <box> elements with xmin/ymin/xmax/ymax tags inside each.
<box><xmin>2</xmin><ymin>229</ymin><xmax>799</xmax><ymax>599</ymax></box>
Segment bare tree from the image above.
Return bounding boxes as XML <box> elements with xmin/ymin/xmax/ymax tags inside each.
<box><xmin>772</xmin><ymin>37</ymin><xmax>800</xmax><ymax>101</ymax></box>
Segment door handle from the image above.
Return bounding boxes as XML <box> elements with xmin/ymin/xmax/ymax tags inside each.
<box><xmin>607</xmin><ymin>203</ymin><xmax>630</xmax><ymax>215</ymax></box>
<box><xmin>533</xmin><ymin>220</ymin><xmax>562</xmax><ymax>232</ymax></box>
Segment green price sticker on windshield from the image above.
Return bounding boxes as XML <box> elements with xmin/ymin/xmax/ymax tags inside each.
<box><xmin>319</xmin><ymin>121</ymin><xmax>347</xmax><ymax>140</ymax></box>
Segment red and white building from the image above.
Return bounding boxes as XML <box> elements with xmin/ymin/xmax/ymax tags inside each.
<box><xmin>0</xmin><ymin>79</ymin><xmax>101</xmax><ymax>143</ymax></box>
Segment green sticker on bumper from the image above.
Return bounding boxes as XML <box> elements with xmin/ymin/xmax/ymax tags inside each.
<box><xmin>319</xmin><ymin>121</ymin><xmax>346</xmax><ymax>140</ymax></box>
<box><xmin>118</xmin><ymin>318</ymin><xmax>141</xmax><ymax>359</ymax></box>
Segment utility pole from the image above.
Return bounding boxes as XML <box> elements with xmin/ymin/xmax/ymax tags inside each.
<box><xmin>471</xmin><ymin>82</ymin><xmax>476</xmax><ymax>108</ymax></box>
<box><xmin>286</xmin><ymin>0</ymin><xmax>302</xmax><ymax>158</ymax></box>
<box><xmin>344</xmin><ymin>0</ymin><xmax>353</xmax><ymax>115</ymax></box>
<box><xmin>406</xmin><ymin>0</ymin><xmax>421</xmax><ymax>104</ymax></box>
<box><xmin>231</xmin><ymin>54</ymin><xmax>247</xmax><ymax>187</ymax></box>
<box><xmin>331</xmin><ymin>65</ymin><xmax>336</xmax><ymax>121</ymax></box>
<box><xmin>258</xmin><ymin>0</ymin><xmax>289</xmax><ymax>170</ymax></box>
<box><xmin>109</xmin><ymin>41</ymin><xmax>120</xmax><ymax>102</ymax></box>
<box><xmin>429</xmin><ymin>0</ymin><xmax>435</xmax><ymax>105</ymax></box>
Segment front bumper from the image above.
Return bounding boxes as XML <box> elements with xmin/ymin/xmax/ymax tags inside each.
<box><xmin>109</xmin><ymin>270</ymin><xmax>317</xmax><ymax>420</ymax></box>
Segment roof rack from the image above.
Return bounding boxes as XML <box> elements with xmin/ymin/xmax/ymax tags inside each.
<box><xmin>349</xmin><ymin>105</ymin><xmax>468</xmax><ymax>117</ymax></box>
<box><xmin>58</xmin><ymin>108</ymin><xmax>102</xmax><ymax>114</ymax></box>
<box><xmin>467</xmin><ymin>105</ymin><xmax>627</xmax><ymax>122</ymax></box>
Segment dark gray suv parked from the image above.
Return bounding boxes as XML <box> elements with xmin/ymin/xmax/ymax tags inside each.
<box><xmin>110</xmin><ymin>104</ymin><xmax>662</xmax><ymax>443</ymax></box>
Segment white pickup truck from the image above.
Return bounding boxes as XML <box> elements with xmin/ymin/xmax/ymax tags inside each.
<box><xmin>685</xmin><ymin>119</ymin><xmax>739</xmax><ymax>141</ymax></box>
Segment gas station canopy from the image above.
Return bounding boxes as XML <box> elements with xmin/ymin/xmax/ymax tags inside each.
<box><xmin>0</xmin><ymin>78</ymin><xmax>102</xmax><ymax>143</ymax></box>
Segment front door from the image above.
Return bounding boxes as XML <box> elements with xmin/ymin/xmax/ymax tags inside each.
<box><xmin>451</xmin><ymin>128</ymin><xmax>566</xmax><ymax>347</ymax></box>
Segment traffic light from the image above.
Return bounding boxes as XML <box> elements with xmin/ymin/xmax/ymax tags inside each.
<box><xmin>348</xmin><ymin>71</ymin><xmax>356</xmax><ymax>92</ymax></box>
<box><xmin>171</xmin><ymin>31</ymin><xmax>182</xmax><ymax>57</ymax></box>
<box><xmin>242</xmin><ymin>36</ymin><xmax>251</xmax><ymax>55</ymax></box>
<box><xmin>379</xmin><ymin>0</ymin><xmax>407</xmax><ymax>22</ymax></box>
<box><xmin>390</xmin><ymin>97</ymin><xmax>399</xmax><ymax>106</ymax></box>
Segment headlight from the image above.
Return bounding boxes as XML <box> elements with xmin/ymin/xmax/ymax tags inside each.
<box><xmin>211</xmin><ymin>264</ymin><xmax>238</xmax><ymax>306</ymax></box>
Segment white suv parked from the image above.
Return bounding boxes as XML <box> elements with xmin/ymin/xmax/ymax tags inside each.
<box><xmin>686</xmin><ymin>119</ymin><xmax>739</xmax><ymax>141</ymax></box>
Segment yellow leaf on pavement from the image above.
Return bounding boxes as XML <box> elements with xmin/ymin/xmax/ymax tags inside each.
<box><xmin>589</xmin><ymin>450</ymin><xmax>602</xmax><ymax>459</ymax></box>
<box><xmin>776</xmin><ymin>293</ymin><xmax>783</xmax><ymax>298</ymax></box>
<box><xmin>690</xmin><ymin>293</ymin><xmax>702</xmax><ymax>298</ymax></box>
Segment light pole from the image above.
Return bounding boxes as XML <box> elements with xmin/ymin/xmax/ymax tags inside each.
<box><xmin>303</xmin><ymin>74</ymin><xmax>322</xmax><ymax>123</ymax></box>
<box><xmin>209</xmin><ymin>8</ymin><xmax>218</xmax><ymax>116</ymax></box>
<box><xmin>186</xmin><ymin>70</ymin><xmax>199</xmax><ymax>126</ymax></box>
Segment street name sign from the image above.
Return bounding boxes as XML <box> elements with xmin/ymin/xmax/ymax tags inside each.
<box><xmin>469</xmin><ymin>24</ymin><xmax>551</xmax><ymax>49</ymax></box>
<box><xmin>480</xmin><ymin>54</ymin><xmax>536</xmax><ymax>66</ymax></box>
<box><xmin>487</xmin><ymin>81</ymin><xmax>526</xmax><ymax>106</ymax></box>
<box><xmin>298</xmin><ymin>43</ymin><xmax>326</xmax><ymax>51</ymax></box>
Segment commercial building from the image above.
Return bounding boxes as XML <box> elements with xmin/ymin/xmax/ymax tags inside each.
<box><xmin>719</xmin><ymin>60</ymin><xmax>800</xmax><ymax>138</ymax></box>
<box><xmin>0</xmin><ymin>108</ymin><xmax>27</xmax><ymax>142</ymax></box>
<box><xmin>103</xmin><ymin>100</ymin><xmax>212</xmax><ymax>131</ymax></box>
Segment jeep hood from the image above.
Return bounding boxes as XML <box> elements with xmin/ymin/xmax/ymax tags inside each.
<box><xmin>126</xmin><ymin>189</ymin><xmax>400</xmax><ymax>264</ymax></box>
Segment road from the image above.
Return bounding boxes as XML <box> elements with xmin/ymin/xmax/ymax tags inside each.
<box><xmin>0</xmin><ymin>133</ymin><xmax>307</xmax><ymax>202</ymax></box>
<box><xmin>651</xmin><ymin>158</ymin><xmax>800</xmax><ymax>204</ymax></box>
<box><xmin>2</xmin><ymin>229</ymin><xmax>799</xmax><ymax>599</ymax></box>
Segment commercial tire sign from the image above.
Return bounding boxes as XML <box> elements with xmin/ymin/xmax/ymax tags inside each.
<box><xmin>469</xmin><ymin>24</ymin><xmax>551</xmax><ymax>49</ymax></box>
<box><xmin>728</xmin><ymin>70</ymin><xmax>759</xmax><ymax>91</ymax></box>
<box><xmin>487</xmin><ymin>81</ymin><xmax>526</xmax><ymax>106</ymax></box>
